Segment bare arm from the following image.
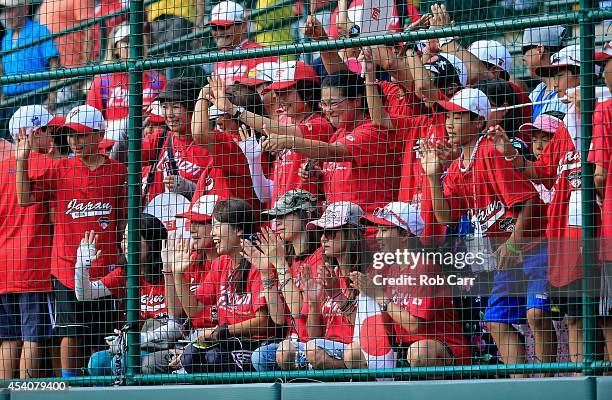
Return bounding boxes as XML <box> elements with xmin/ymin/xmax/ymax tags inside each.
<box><xmin>361</xmin><ymin>48</ymin><xmax>391</xmax><ymax>130</ymax></box>
<box><xmin>378</xmin><ymin>298</ymin><xmax>425</xmax><ymax>335</ymax></box>
<box><xmin>594</xmin><ymin>164</ymin><xmax>607</xmax><ymax>200</ymax></box>
<box><xmin>306</xmin><ymin>300</ymin><xmax>325</xmax><ymax>339</ymax></box>
<box><xmin>14</xmin><ymin>130</ymin><xmax>36</xmax><ymax>206</ymax></box>
<box><xmin>191</xmin><ymin>87</ymin><xmax>216</xmax><ymax>151</ymax></box>
<box><xmin>262</xmin><ymin>134</ymin><xmax>353</xmax><ymax>163</ymax></box>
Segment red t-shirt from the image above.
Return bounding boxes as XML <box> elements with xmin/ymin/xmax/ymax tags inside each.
<box><xmin>30</xmin><ymin>156</ymin><xmax>127</xmax><ymax>289</ymax></box>
<box><xmin>271</xmin><ymin>114</ymin><xmax>334</xmax><ymax>205</ymax></box>
<box><xmin>320</xmin><ymin>276</ymin><xmax>356</xmax><ymax>344</ymax></box>
<box><xmin>194</xmin><ymin>256</ymin><xmax>268</xmax><ymax>338</ymax></box>
<box><xmin>100</xmin><ymin>267</ymin><xmax>168</xmax><ymax>320</ymax></box>
<box><xmin>589</xmin><ymin>99</ymin><xmax>612</xmax><ymax>262</ymax></box>
<box><xmin>443</xmin><ymin>137</ymin><xmax>541</xmax><ymax>240</ymax></box>
<box><xmin>286</xmin><ymin>248</ymin><xmax>324</xmax><ymax>341</ymax></box>
<box><xmin>141</xmin><ymin>134</ymin><xmax>210</xmax><ymax>204</ymax></box>
<box><xmin>184</xmin><ymin>259</ymin><xmax>216</xmax><ymax>329</ymax></box>
<box><xmin>388</xmin><ymin>263</ymin><xmax>470</xmax><ymax>365</ymax></box>
<box><xmin>322</xmin><ymin>121</ymin><xmax>401</xmax><ymax>214</ymax></box>
<box><xmin>396</xmin><ymin>112</ymin><xmax>448</xmax><ymax>246</ymax></box>
<box><xmin>379</xmin><ymin>81</ymin><xmax>427</xmax><ymax>119</ymax></box>
<box><xmin>86</xmin><ymin>71</ymin><xmax>166</xmax><ymax>121</ymax></box>
<box><xmin>535</xmin><ymin>121</ymin><xmax>598</xmax><ymax>286</ymax></box>
<box><xmin>0</xmin><ymin>156</ymin><xmax>52</xmax><ymax>293</ymax></box>
<box><xmin>214</xmin><ymin>41</ymin><xmax>278</xmax><ymax>84</ymax></box>
<box><xmin>192</xmin><ymin>131</ymin><xmax>261</xmax><ymax>209</ymax></box>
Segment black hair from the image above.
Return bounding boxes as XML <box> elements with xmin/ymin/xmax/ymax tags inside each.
<box><xmin>294</xmin><ymin>80</ymin><xmax>322</xmax><ymax>112</ymax></box>
<box><xmin>522</xmin><ymin>44</ymin><xmax>564</xmax><ymax>57</ymax></box>
<box><xmin>321</xmin><ymin>71</ymin><xmax>367</xmax><ymax>109</ymax></box>
<box><xmin>50</xmin><ymin>126</ymin><xmax>71</xmax><ymax>156</ymax></box>
<box><xmin>228</xmin><ymin>83</ymin><xmax>267</xmax><ymax>117</ymax></box>
<box><xmin>474</xmin><ymin>78</ymin><xmax>521</xmax><ymax>137</ymax></box>
<box><xmin>212</xmin><ymin>198</ymin><xmax>258</xmax><ymax>295</ymax></box>
<box><xmin>140</xmin><ymin>213</ymin><xmax>168</xmax><ymax>285</ymax></box>
<box><xmin>283</xmin><ymin>208</ymin><xmax>320</xmax><ymax>265</ymax></box>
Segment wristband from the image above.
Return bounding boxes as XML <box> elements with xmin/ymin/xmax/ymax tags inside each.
<box><xmin>262</xmin><ymin>278</ymin><xmax>277</xmax><ymax>290</ymax></box>
<box><xmin>505</xmin><ymin>241</ymin><xmax>522</xmax><ymax>255</ymax></box>
<box><xmin>278</xmin><ymin>276</ymin><xmax>293</xmax><ymax>291</ymax></box>
<box><xmin>504</xmin><ymin>148</ymin><xmax>519</xmax><ymax>162</ymax></box>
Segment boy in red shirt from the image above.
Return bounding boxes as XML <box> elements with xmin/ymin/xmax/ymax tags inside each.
<box><xmin>15</xmin><ymin>105</ymin><xmax>126</xmax><ymax>378</ymax></box>
<box><xmin>422</xmin><ymin>88</ymin><xmax>552</xmax><ymax>377</ymax></box>
<box><xmin>0</xmin><ymin>105</ymin><xmax>55</xmax><ymax>379</ymax></box>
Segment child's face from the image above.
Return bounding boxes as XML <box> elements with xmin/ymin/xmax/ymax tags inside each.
<box><xmin>532</xmin><ymin>130</ymin><xmax>552</xmax><ymax>159</ymax></box>
<box><xmin>445</xmin><ymin>111</ymin><xmax>483</xmax><ymax>148</ymax></box>
<box><xmin>162</xmin><ymin>102</ymin><xmax>192</xmax><ymax>137</ymax></box>
<box><xmin>552</xmin><ymin>68</ymin><xmax>580</xmax><ymax>98</ymax></box>
<box><xmin>603</xmin><ymin>59</ymin><xmax>612</xmax><ymax>92</ymax></box>
<box><xmin>67</xmin><ymin>130</ymin><xmax>103</xmax><ymax>159</ymax></box>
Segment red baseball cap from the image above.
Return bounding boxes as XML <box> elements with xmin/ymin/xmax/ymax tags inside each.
<box><xmin>176</xmin><ymin>194</ymin><xmax>218</xmax><ymax>223</ymax></box>
<box><xmin>263</xmin><ymin>61</ymin><xmax>320</xmax><ymax>93</ymax></box>
<box><xmin>47</xmin><ymin>115</ymin><xmax>66</xmax><ymax>128</ymax></box>
<box><xmin>596</xmin><ymin>40</ymin><xmax>612</xmax><ymax>62</ymax></box>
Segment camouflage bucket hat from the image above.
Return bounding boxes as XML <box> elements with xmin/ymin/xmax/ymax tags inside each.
<box><xmin>262</xmin><ymin>189</ymin><xmax>318</xmax><ymax>218</ymax></box>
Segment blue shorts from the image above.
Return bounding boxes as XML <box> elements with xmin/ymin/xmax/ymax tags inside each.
<box><xmin>0</xmin><ymin>292</ymin><xmax>53</xmax><ymax>342</ymax></box>
<box><xmin>294</xmin><ymin>339</ymin><xmax>347</xmax><ymax>369</ymax></box>
<box><xmin>484</xmin><ymin>244</ymin><xmax>551</xmax><ymax>324</ymax></box>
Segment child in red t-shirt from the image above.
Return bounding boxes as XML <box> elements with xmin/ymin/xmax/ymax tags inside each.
<box><xmin>15</xmin><ymin>105</ymin><xmax>127</xmax><ymax>377</ymax></box>
<box><xmin>422</xmin><ymin>88</ymin><xmax>551</xmax><ymax>377</ymax></box>
<box><xmin>176</xmin><ymin>199</ymin><xmax>280</xmax><ymax>373</ymax></box>
<box><xmin>351</xmin><ymin>201</ymin><xmax>471</xmax><ymax>368</ymax></box>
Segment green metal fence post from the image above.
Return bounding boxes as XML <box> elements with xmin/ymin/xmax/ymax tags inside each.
<box><xmin>125</xmin><ymin>0</ymin><xmax>145</xmax><ymax>384</ymax></box>
<box><xmin>579</xmin><ymin>0</ymin><xmax>598</xmax><ymax>376</ymax></box>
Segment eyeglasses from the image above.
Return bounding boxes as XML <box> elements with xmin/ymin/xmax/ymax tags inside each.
<box><xmin>373</xmin><ymin>207</ymin><xmax>408</xmax><ymax>228</ymax></box>
<box><xmin>318</xmin><ymin>98</ymin><xmax>348</xmax><ymax>111</ymax></box>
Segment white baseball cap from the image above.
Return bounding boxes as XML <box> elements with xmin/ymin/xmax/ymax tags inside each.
<box><xmin>307</xmin><ymin>202</ymin><xmax>364</xmax><ymax>230</ymax></box>
<box><xmin>596</xmin><ymin>40</ymin><xmax>612</xmax><ymax>62</ymax></box>
<box><xmin>63</xmin><ymin>105</ymin><xmax>105</xmax><ymax>134</ymax></box>
<box><xmin>535</xmin><ymin>44</ymin><xmax>586</xmax><ymax>77</ymax></box>
<box><xmin>208</xmin><ymin>105</ymin><xmax>226</xmax><ymax>119</ymax></box>
<box><xmin>437</xmin><ymin>88</ymin><xmax>492</xmax><ymax>120</ymax></box>
<box><xmin>113</xmin><ymin>23</ymin><xmax>130</xmax><ymax>45</ymax></box>
<box><xmin>177</xmin><ymin>194</ymin><xmax>218</xmax><ymax>223</ymax></box>
<box><xmin>468</xmin><ymin>40</ymin><xmax>512</xmax><ymax>74</ymax></box>
<box><xmin>208</xmin><ymin>1</ymin><xmax>245</xmax><ymax>26</ymax></box>
<box><xmin>362</xmin><ymin>202</ymin><xmax>425</xmax><ymax>237</ymax></box>
<box><xmin>263</xmin><ymin>61</ymin><xmax>320</xmax><ymax>92</ymax></box>
<box><xmin>8</xmin><ymin>105</ymin><xmax>53</xmax><ymax>140</ymax></box>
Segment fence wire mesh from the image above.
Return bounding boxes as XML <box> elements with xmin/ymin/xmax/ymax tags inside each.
<box><xmin>0</xmin><ymin>0</ymin><xmax>610</xmax><ymax>387</ymax></box>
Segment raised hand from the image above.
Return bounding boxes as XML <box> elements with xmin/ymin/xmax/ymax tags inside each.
<box><xmin>301</xmin><ymin>267</ymin><xmax>325</xmax><ymax>302</ymax></box>
<box><xmin>406</xmin><ymin>13</ymin><xmax>432</xmax><ymax>32</ymax></box>
<box><xmin>358</xmin><ymin>46</ymin><xmax>376</xmax><ymax>82</ymax></box>
<box><xmin>169</xmin><ymin>234</ymin><xmax>192</xmax><ymax>274</ymax></box>
<box><xmin>349</xmin><ymin>271</ymin><xmax>383</xmax><ymax>299</ymax></box>
<box><xmin>207</xmin><ymin>75</ymin><xmax>233</xmax><ymax>113</ymax></box>
<box><xmin>420</xmin><ymin>139</ymin><xmax>446</xmax><ymax>178</ymax></box>
<box><xmin>241</xmin><ymin>238</ymin><xmax>273</xmax><ymax>278</ymax></box>
<box><xmin>430</xmin><ymin>4</ymin><xmax>452</xmax><ymax>29</ymax></box>
<box><xmin>77</xmin><ymin>230</ymin><xmax>102</xmax><ymax>267</ymax></box>
<box><xmin>304</xmin><ymin>15</ymin><xmax>328</xmax><ymax>41</ymax></box>
<box><xmin>486</xmin><ymin>125</ymin><xmax>515</xmax><ymax>158</ymax></box>
<box><xmin>14</xmin><ymin>128</ymin><xmax>32</xmax><ymax>161</ymax></box>
<box><xmin>258</xmin><ymin>227</ymin><xmax>286</xmax><ymax>269</ymax></box>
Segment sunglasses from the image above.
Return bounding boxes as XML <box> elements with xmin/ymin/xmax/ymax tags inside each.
<box><xmin>372</xmin><ymin>207</ymin><xmax>408</xmax><ymax>228</ymax></box>
<box><xmin>210</xmin><ymin>23</ymin><xmax>239</xmax><ymax>32</ymax></box>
